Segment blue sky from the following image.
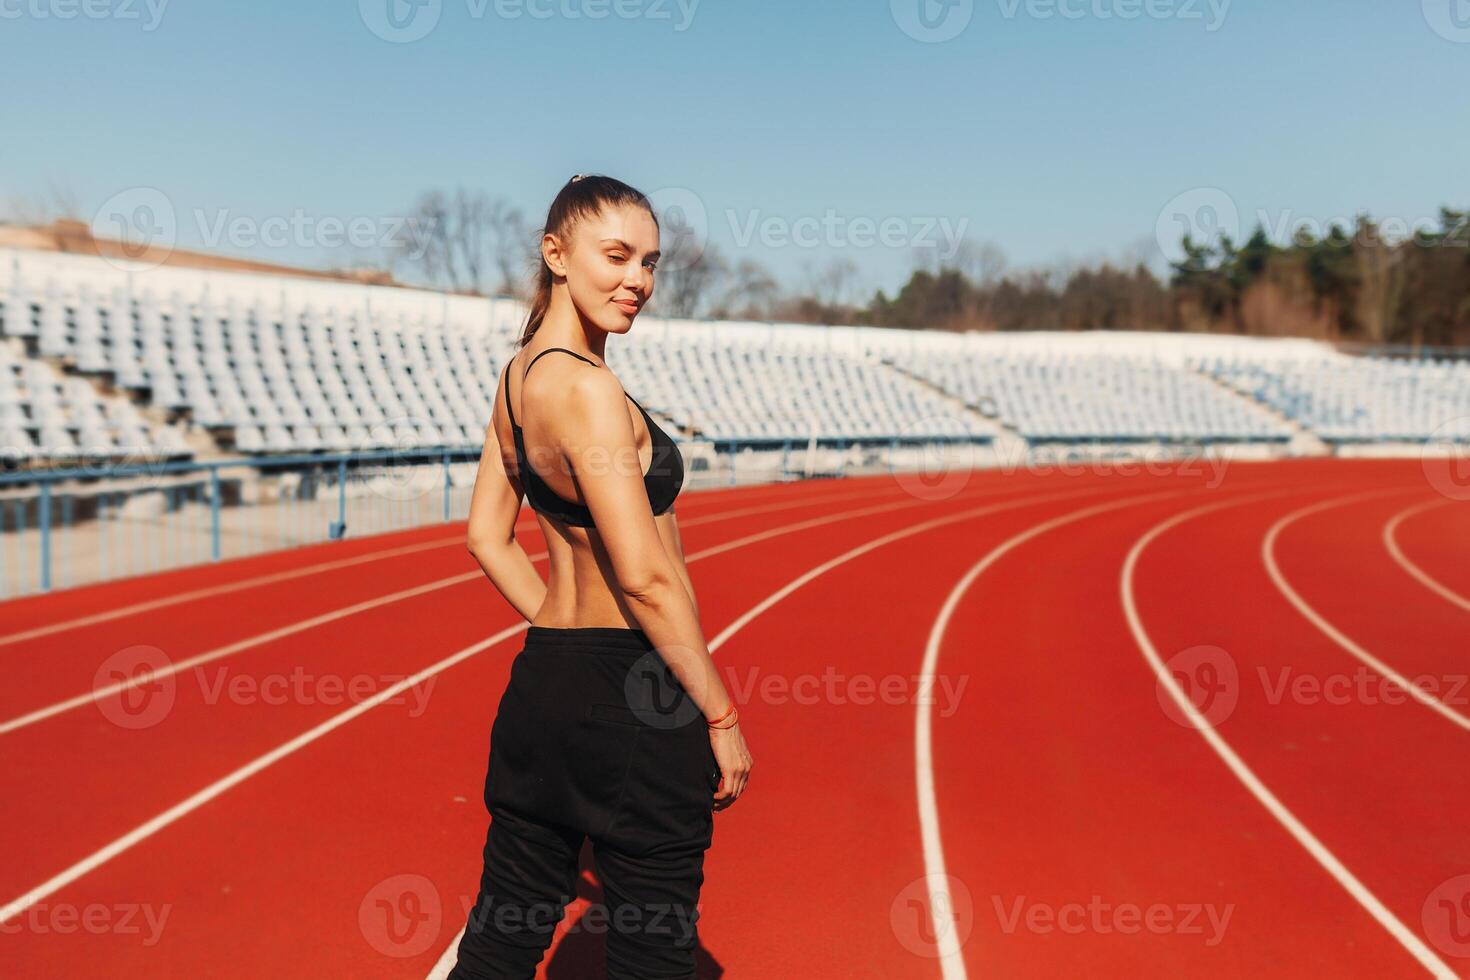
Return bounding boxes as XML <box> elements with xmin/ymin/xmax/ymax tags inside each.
<box><xmin>2</xmin><ymin>0</ymin><xmax>1467</xmax><ymax>297</ymax></box>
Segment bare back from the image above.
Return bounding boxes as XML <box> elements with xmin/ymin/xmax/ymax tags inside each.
<box><xmin>495</xmin><ymin>344</ymin><xmax>692</xmax><ymax>628</ymax></box>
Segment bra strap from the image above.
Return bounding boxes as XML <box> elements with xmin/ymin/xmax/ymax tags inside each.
<box><xmin>506</xmin><ymin>347</ymin><xmax>600</xmax><ymax>428</ymax></box>
<box><xmin>525</xmin><ymin>346</ymin><xmax>601</xmax><ymax>378</ymax></box>
<box><xmin>508</xmin><ymin>346</ymin><xmax>643</xmax><ymax>429</ymax></box>
<box><xmin>501</xmin><ymin>360</ymin><xmax>516</xmax><ymax>428</ymax></box>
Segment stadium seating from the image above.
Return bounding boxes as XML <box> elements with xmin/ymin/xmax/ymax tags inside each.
<box><xmin>1192</xmin><ymin>352</ymin><xmax>1470</xmax><ymax>442</ymax></box>
<box><xmin>0</xmin><ymin>336</ymin><xmax>188</xmax><ymax>464</ymax></box>
<box><xmin>881</xmin><ymin>346</ymin><xmax>1293</xmax><ymax>441</ymax></box>
<box><xmin>0</xmin><ymin>249</ymin><xmax>993</xmax><ymax>460</ymax></box>
<box><xmin>0</xmin><ymin>246</ymin><xmax>1465</xmax><ymax>466</ymax></box>
<box><xmin>607</xmin><ymin>326</ymin><xmax>992</xmax><ymax>442</ymax></box>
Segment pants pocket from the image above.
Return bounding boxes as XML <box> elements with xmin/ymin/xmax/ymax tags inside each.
<box><xmin>588</xmin><ymin>701</ymin><xmax>646</xmax><ymax>728</ymax></box>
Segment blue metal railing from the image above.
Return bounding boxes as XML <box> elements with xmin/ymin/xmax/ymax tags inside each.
<box><xmin>0</xmin><ymin>446</ymin><xmax>486</xmax><ymax>600</ymax></box>
<box><xmin>0</xmin><ymin>436</ymin><xmax>991</xmax><ymax>600</ymax></box>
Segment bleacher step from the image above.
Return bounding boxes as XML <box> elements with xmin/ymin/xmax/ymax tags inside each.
<box><xmin>1190</xmin><ymin>365</ymin><xmax>1330</xmax><ymax>456</ymax></box>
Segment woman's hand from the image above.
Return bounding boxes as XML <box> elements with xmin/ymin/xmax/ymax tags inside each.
<box><xmin>709</xmin><ymin>722</ymin><xmax>752</xmax><ymax>811</ymax></box>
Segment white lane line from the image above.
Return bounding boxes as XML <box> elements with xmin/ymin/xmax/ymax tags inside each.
<box><xmin>1123</xmin><ymin>488</ymin><xmax>1456</xmax><ymax>980</ymax></box>
<box><xmin>916</xmin><ymin>487</ymin><xmax>1194</xmax><ymax>980</ymax></box>
<box><xmin>0</xmin><ymin>627</ymin><xmax>519</xmax><ymax>930</ymax></box>
<box><xmin>0</xmin><ymin>571</ymin><xmax>477</xmax><ymax>735</ymax></box>
<box><xmin>0</xmin><ymin>534</ymin><xmax>464</xmax><ymax>648</ymax></box>
<box><xmin>427</xmin><ymin>483</ymin><xmax>1145</xmax><ymax>979</ymax></box>
<box><xmin>1</xmin><ymin>484</ymin><xmax>942</xmax><ymax>736</ymax></box>
<box><xmin>0</xmin><ymin>482</ymin><xmax>897</xmax><ymax>648</ymax></box>
<box><xmin>1383</xmin><ymin>498</ymin><xmax>1470</xmax><ymax>615</ymax></box>
<box><xmin>705</xmin><ymin>488</ymin><xmax>1116</xmax><ymax>651</ymax></box>
<box><xmin>0</xmin><ymin>480</ymin><xmax>1024</xmax><ymax>928</ymax></box>
<box><xmin>1262</xmin><ymin>489</ymin><xmax>1470</xmax><ymax>732</ymax></box>
<box><xmin>426</xmin><ymin>936</ymin><xmax>459</xmax><ymax>980</ymax></box>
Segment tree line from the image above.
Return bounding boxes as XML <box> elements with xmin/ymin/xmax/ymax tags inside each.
<box><xmin>392</xmin><ymin>192</ymin><xmax>1470</xmax><ymax>349</ymax></box>
<box><xmin>859</xmin><ymin>209</ymin><xmax>1469</xmax><ymax>348</ymax></box>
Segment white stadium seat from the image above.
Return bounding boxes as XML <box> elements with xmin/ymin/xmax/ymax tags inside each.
<box><xmin>0</xmin><ymin>247</ymin><xmax>1465</xmax><ymax>467</ymax></box>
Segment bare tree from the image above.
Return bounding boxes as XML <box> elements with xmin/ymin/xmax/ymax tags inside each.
<box><xmin>1036</xmin><ymin>254</ymin><xmax>1080</xmax><ymax>293</ymax></box>
<box><xmin>953</xmin><ymin>239</ymin><xmax>1008</xmax><ymax>287</ymax></box>
<box><xmin>401</xmin><ymin>187</ymin><xmax>528</xmax><ymax>295</ymax></box>
<box><xmin>486</xmin><ymin>198</ymin><xmax>530</xmax><ymax>298</ymax></box>
<box><xmin>407</xmin><ymin>190</ymin><xmax>457</xmax><ymax>289</ymax></box>
<box><xmin>1353</xmin><ymin>222</ymin><xmax>1404</xmax><ymax>346</ymax></box>
<box><xmin>655</xmin><ymin>242</ymin><xmax>729</xmax><ymax>318</ymax></box>
<box><xmin>1118</xmin><ymin>233</ymin><xmax>1168</xmax><ymax>280</ymax></box>
<box><xmin>712</xmin><ymin>258</ymin><xmax>781</xmax><ymax>320</ymax></box>
<box><xmin>455</xmin><ymin>189</ymin><xmax>489</xmax><ymax>291</ymax></box>
<box><xmin>3</xmin><ymin>181</ymin><xmax>83</xmax><ymax>225</ymax></box>
<box><xmin>913</xmin><ymin>237</ymin><xmax>1007</xmax><ymax>286</ymax></box>
<box><xmin>650</xmin><ymin>201</ymin><xmax>726</xmax><ymax>317</ymax></box>
<box><xmin>802</xmin><ymin>256</ymin><xmax>860</xmax><ymax>310</ymax></box>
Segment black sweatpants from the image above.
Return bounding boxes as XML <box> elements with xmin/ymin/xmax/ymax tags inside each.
<box><xmin>449</xmin><ymin>626</ymin><xmax>721</xmax><ymax>980</ymax></box>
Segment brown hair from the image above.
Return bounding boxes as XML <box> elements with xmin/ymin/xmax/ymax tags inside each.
<box><xmin>517</xmin><ymin>174</ymin><xmax>657</xmax><ymax>348</ymax></box>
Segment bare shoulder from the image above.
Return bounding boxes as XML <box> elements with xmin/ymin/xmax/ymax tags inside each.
<box><xmin>555</xmin><ymin>365</ymin><xmax>637</xmax><ymax>455</ymax></box>
<box><xmin>521</xmin><ymin>351</ymin><xmax>608</xmax><ymax>412</ymax></box>
<box><xmin>561</xmin><ymin>366</ymin><xmax>630</xmax><ymax>428</ymax></box>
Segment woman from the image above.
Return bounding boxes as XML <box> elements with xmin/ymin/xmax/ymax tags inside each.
<box><xmin>450</xmin><ymin>174</ymin><xmax>753</xmax><ymax>980</ymax></box>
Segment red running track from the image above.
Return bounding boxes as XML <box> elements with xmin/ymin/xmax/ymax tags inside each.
<box><xmin>1</xmin><ymin>458</ymin><xmax>1466</xmax><ymax>978</ymax></box>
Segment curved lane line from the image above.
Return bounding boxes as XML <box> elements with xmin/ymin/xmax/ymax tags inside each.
<box><xmin>915</xmin><ymin>487</ymin><xmax>1195</xmax><ymax>980</ymax></box>
<box><xmin>0</xmin><ymin>480</ymin><xmax>1047</xmax><ymax>928</ymax></box>
<box><xmin>1262</xmin><ymin>489</ymin><xmax>1470</xmax><ymax>732</ymax></box>
<box><xmin>1123</xmin><ymin>487</ymin><xmax>1455</xmax><ymax>980</ymax></box>
<box><xmin>1382</xmin><ymin>498</ymin><xmax>1470</xmax><ymax>615</ymax></box>
<box><xmin>426</xmin><ymin>483</ymin><xmax>1140</xmax><ymax>979</ymax></box>
<box><xmin>0</xmin><ymin>485</ymin><xmax>959</xmax><ymax>735</ymax></box>
<box><xmin>0</xmin><ymin>483</ymin><xmax>901</xmax><ymax>648</ymax></box>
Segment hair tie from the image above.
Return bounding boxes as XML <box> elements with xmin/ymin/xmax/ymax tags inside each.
<box><xmin>570</xmin><ymin>173</ymin><xmax>587</xmax><ymax>183</ymax></box>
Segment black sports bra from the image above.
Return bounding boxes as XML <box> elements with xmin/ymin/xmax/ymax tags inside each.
<box><xmin>503</xmin><ymin>346</ymin><xmax>684</xmax><ymax>528</ymax></box>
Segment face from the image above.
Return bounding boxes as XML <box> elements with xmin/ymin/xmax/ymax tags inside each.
<box><xmin>544</xmin><ymin>202</ymin><xmax>660</xmax><ymax>334</ymax></box>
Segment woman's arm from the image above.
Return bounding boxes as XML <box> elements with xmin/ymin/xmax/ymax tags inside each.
<box><xmin>558</xmin><ymin>367</ymin><xmax>752</xmax><ymax>805</ymax></box>
<box><xmin>465</xmin><ymin>406</ymin><xmax>547</xmax><ymax>623</ymax></box>
<box><xmin>663</xmin><ymin>503</ymin><xmax>700</xmax><ymax>627</ymax></box>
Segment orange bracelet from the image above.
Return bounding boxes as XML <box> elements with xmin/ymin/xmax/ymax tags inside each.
<box><xmin>706</xmin><ymin>704</ymin><xmax>738</xmax><ymax>729</ymax></box>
